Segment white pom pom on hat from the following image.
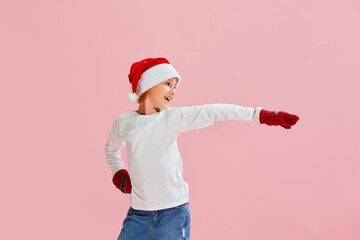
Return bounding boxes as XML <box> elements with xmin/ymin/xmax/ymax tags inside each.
<box><xmin>127</xmin><ymin>57</ymin><xmax>181</xmax><ymax>103</ymax></box>
<box><xmin>128</xmin><ymin>92</ymin><xmax>138</xmax><ymax>102</ymax></box>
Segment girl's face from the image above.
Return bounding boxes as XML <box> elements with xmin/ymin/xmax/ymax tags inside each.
<box><xmin>145</xmin><ymin>77</ymin><xmax>178</xmax><ymax>110</ymax></box>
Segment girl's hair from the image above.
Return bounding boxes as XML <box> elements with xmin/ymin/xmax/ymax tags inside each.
<box><xmin>138</xmin><ymin>88</ymin><xmax>152</xmax><ymax>103</ymax></box>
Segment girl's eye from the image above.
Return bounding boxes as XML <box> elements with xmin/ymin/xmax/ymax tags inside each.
<box><xmin>166</xmin><ymin>82</ymin><xmax>176</xmax><ymax>89</ymax></box>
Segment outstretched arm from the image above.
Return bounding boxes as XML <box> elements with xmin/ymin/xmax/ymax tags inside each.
<box><xmin>171</xmin><ymin>104</ymin><xmax>299</xmax><ymax>132</ymax></box>
<box><xmin>172</xmin><ymin>103</ymin><xmax>256</xmax><ymax>133</ymax></box>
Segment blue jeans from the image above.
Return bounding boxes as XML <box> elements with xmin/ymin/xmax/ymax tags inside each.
<box><xmin>117</xmin><ymin>202</ymin><xmax>191</xmax><ymax>240</ymax></box>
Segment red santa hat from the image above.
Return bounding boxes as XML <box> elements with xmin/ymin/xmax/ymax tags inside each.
<box><xmin>127</xmin><ymin>57</ymin><xmax>181</xmax><ymax>103</ymax></box>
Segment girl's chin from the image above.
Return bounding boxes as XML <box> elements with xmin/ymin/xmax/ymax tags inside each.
<box><xmin>159</xmin><ymin>104</ymin><xmax>169</xmax><ymax>110</ymax></box>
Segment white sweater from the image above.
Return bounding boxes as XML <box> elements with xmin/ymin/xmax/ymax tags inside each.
<box><xmin>104</xmin><ymin>104</ymin><xmax>262</xmax><ymax>210</ymax></box>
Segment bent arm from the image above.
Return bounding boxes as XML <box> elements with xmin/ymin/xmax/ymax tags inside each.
<box><xmin>104</xmin><ymin>117</ymin><xmax>126</xmax><ymax>176</ymax></box>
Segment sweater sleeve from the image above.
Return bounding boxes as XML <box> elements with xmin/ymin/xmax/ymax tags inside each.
<box><xmin>176</xmin><ymin>103</ymin><xmax>256</xmax><ymax>133</ymax></box>
<box><xmin>104</xmin><ymin>116</ymin><xmax>126</xmax><ymax>176</ymax></box>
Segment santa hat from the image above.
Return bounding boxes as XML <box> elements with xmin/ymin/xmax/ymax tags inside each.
<box><xmin>127</xmin><ymin>57</ymin><xmax>181</xmax><ymax>103</ymax></box>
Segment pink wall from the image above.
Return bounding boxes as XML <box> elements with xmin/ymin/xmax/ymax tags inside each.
<box><xmin>1</xmin><ymin>0</ymin><xmax>359</xmax><ymax>239</ymax></box>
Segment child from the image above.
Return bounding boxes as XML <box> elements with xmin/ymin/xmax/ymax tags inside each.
<box><xmin>104</xmin><ymin>57</ymin><xmax>300</xmax><ymax>240</ymax></box>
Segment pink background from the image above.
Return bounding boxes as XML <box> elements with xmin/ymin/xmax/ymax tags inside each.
<box><xmin>1</xmin><ymin>0</ymin><xmax>359</xmax><ymax>239</ymax></box>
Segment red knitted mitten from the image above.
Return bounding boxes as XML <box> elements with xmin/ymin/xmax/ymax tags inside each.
<box><xmin>112</xmin><ymin>169</ymin><xmax>132</xmax><ymax>194</ymax></box>
<box><xmin>259</xmin><ymin>109</ymin><xmax>300</xmax><ymax>129</ymax></box>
